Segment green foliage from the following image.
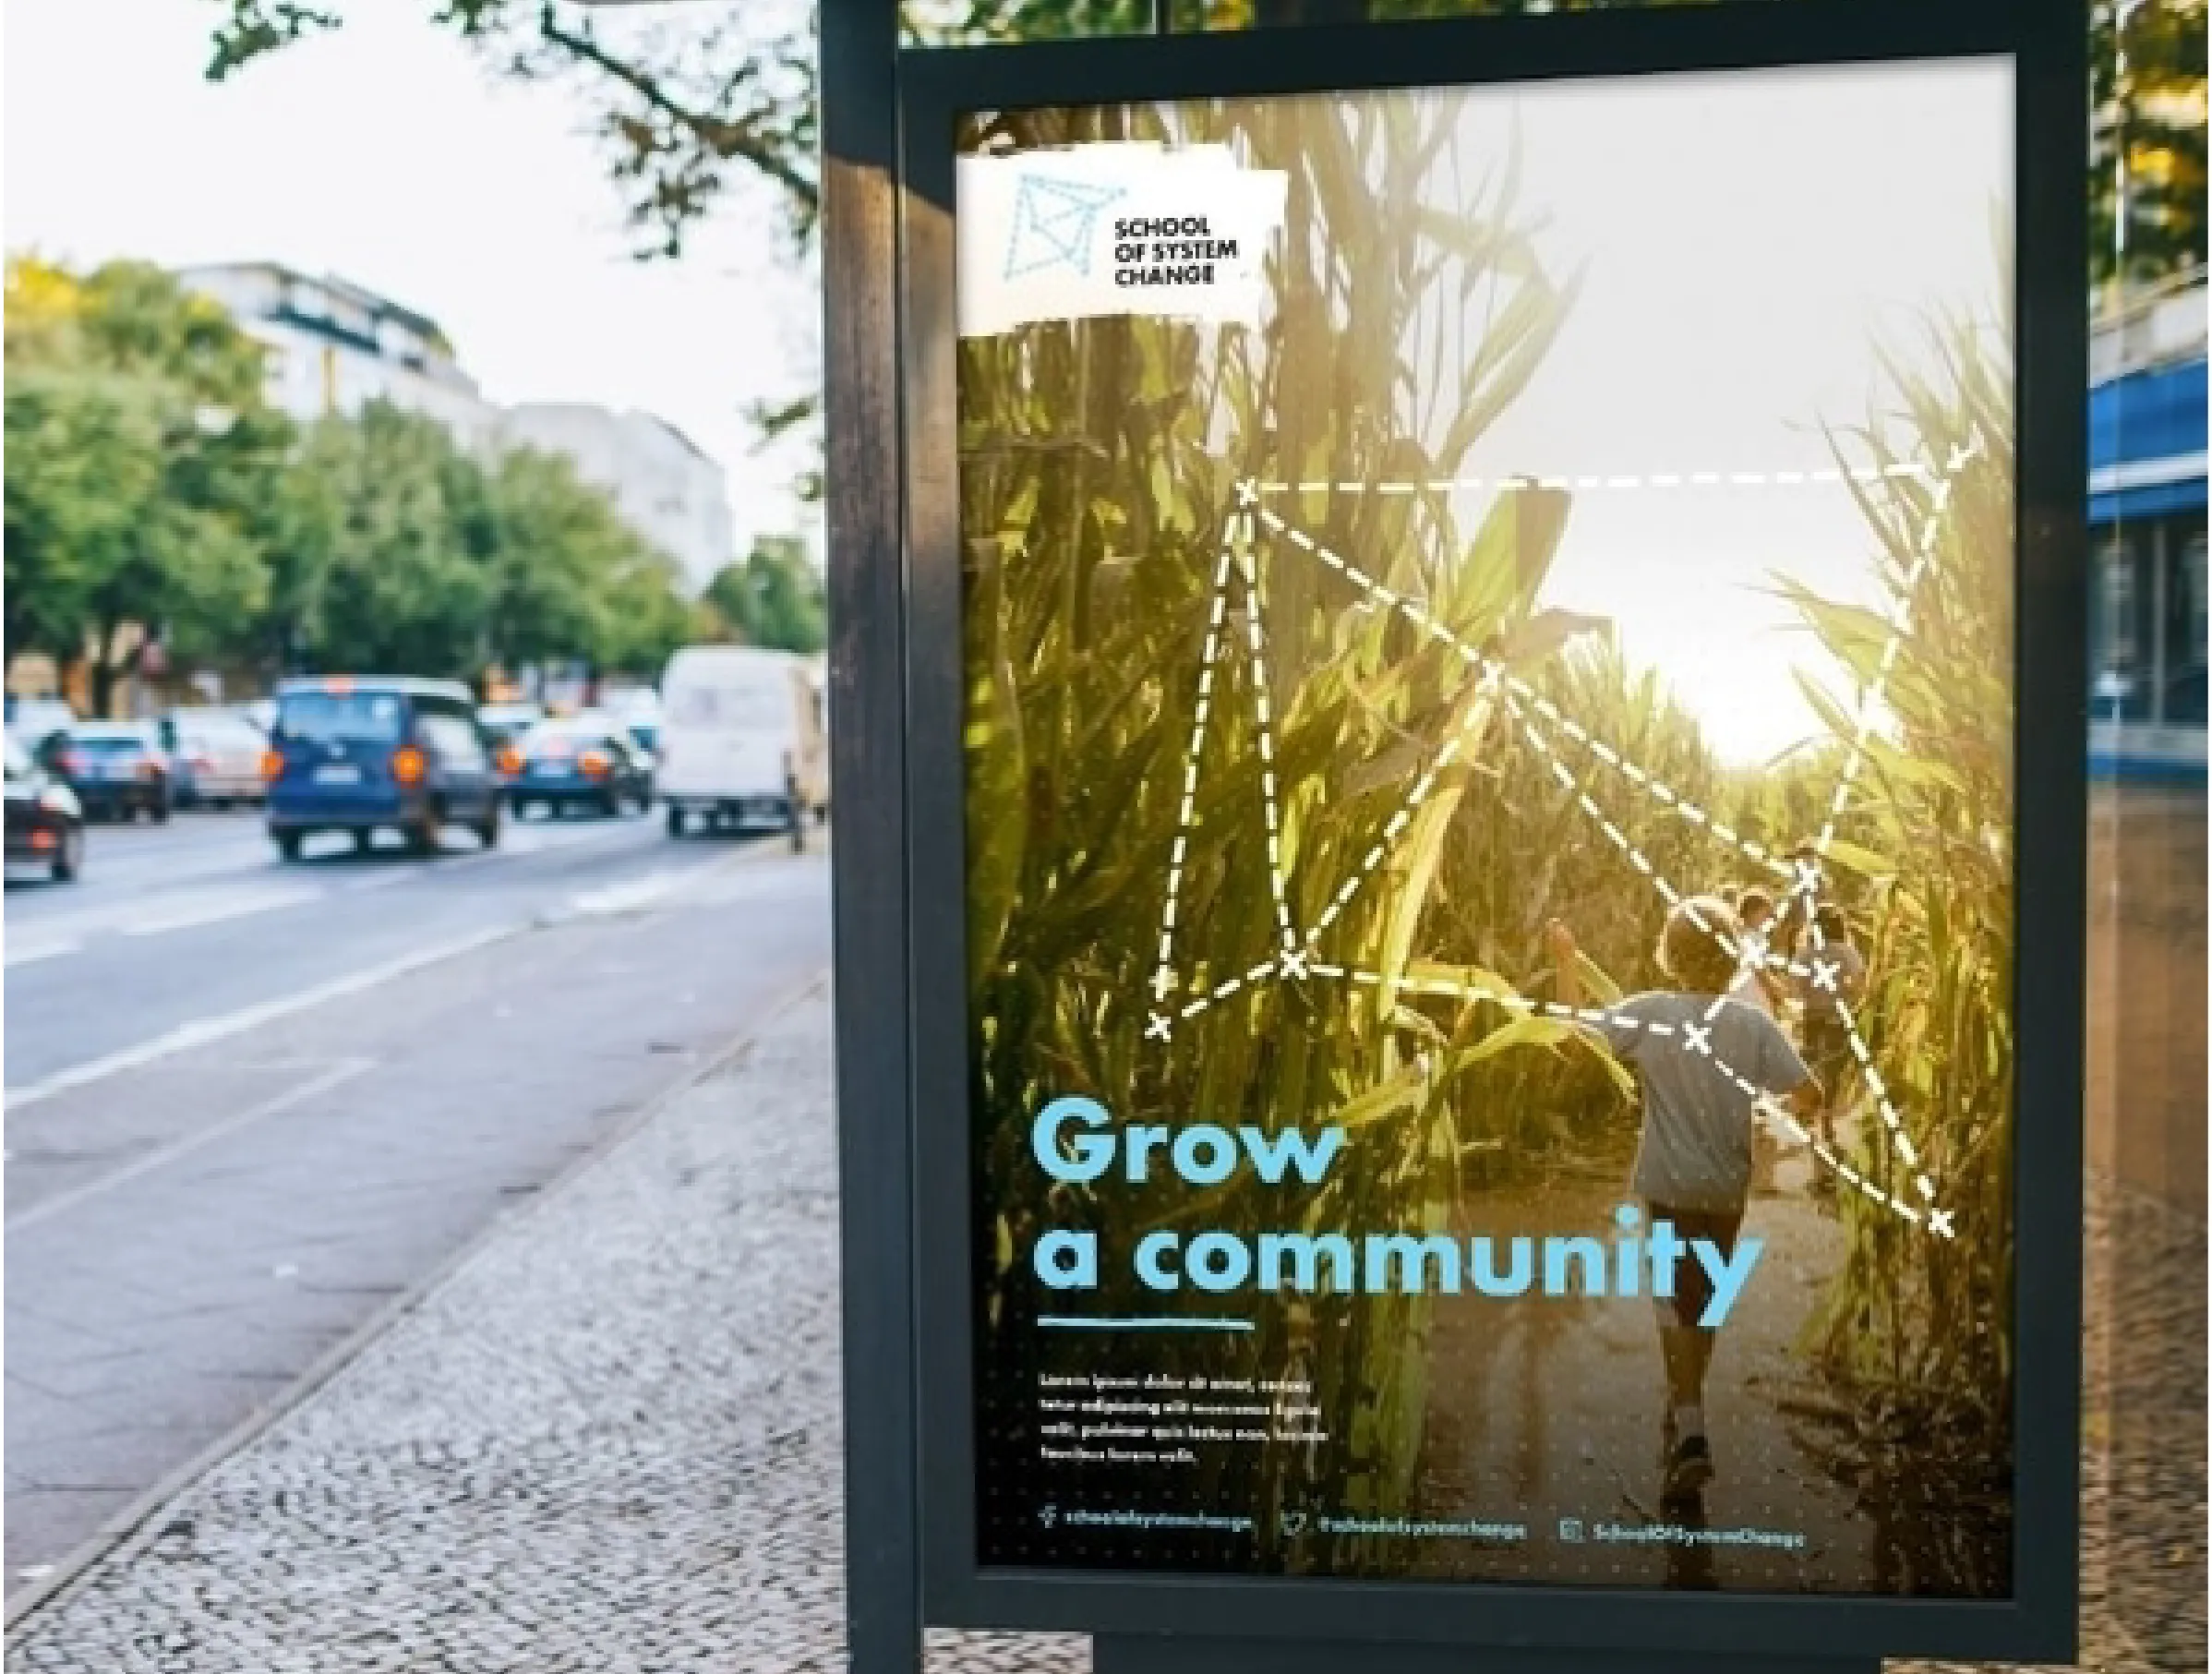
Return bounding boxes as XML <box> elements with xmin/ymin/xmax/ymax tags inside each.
<box><xmin>1413</xmin><ymin>636</ymin><xmax>1728</xmax><ymax>1172</ymax></box>
<box><xmin>4</xmin><ymin>259</ymin><xmax>290</xmax><ymax>707</ymax></box>
<box><xmin>960</xmin><ymin>89</ymin><xmax>1583</xmax><ymax>1555</ymax></box>
<box><xmin>257</xmin><ymin>403</ymin><xmax>701</xmax><ymax>682</ymax></box>
<box><xmin>281</xmin><ymin>404</ymin><xmax>499</xmax><ymax>677</ymax></box>
<box><xmin>6</xmin><ymin>254</ymin><xmax>703</xmax><ymax>699</ymax></box>
<box><xmin>2092</xmin><ymin>0</ymin><xmax>2208</xmax><ymax>293</ymax></box>
<box><xmin>6</xmin><ymin>367</ymin><xmax>175</xmax><ymax>660</ymax></box>
<box><xmin>1782</xmin><ymin>281</ymin><xmax>2018</xmax><ymax>1561</ymax></box>
<box><xmin>702</xmin><ymin>535</ymin><xmax>827</xmax><ymax>653</ymax></box>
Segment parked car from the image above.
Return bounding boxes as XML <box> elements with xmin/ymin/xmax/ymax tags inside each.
<box><xmin>162</xmin><ymin>708</ymin><xmax>270</xmax><ymax>808</ymax></box>
<box><xmin>655</xmin><ymin>647</ymin><xmax>828</xmax><ymax>849</ymax></box>
<box><xmin>5</xmin><ymin>734</ymin><xmax>84</xmax><ymax>883</ymax></box>
<box><xmin>264</xmin><ymin>677</ymin><xmax>501</xmax><ymax>860</ymax></box>
<box><xmin>42</xmin><ymin>722</ymin><xmax>172</xmax><ymax>823</ymax></box>
<box><xmin>603</xmin><ymin>687</ymin><xmax>663</xmax><ymax>765</ymax></box>
<box><xmin>507</xmin><ymin>716</ymin><xmax>654</xmax><ymax>819</ymax></box>
<box><xmin>5</xmin><ymin>694</ymin><xmax>78</xmax><ymax>753</ymax></box>
<box><xmin>478</xmin><ymin>701</ymin><xmax>545</xmax><ymax>749</ymax></box>
<box><xmin>477</xmin><ymin>701</ymin><xmax>547</xmax><ymax>790</ymax></box>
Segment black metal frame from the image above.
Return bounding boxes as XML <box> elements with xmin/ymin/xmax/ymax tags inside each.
<box><xmin>829</xmin><ymin>0</ymin><xmax>2087</xmax><ymax>1667</ymax></box>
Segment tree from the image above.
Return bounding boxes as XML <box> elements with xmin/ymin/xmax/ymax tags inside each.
<box><xmin>267</xmin><ymin>402</ymin><xmax>701</xmax><ymax>684</ymax></box>
<box><xmin>206</xmin><ymin>1</ymin><xmax>816</xmax><ymax>261</ymax></box>
<box><xmin>291</xmin><ymin>403</ymin><xmax>498</xmax><ymax>677</ymax></box>
<box><xmin>480</xmin><ymin>444</ymin><xmax>619</xmax><ymax>675</ymax></box>
<box><xmin>598</xmin><ymin>545</ymin><xmax>698</xmax><ymax>677</ymax></box>
<box><xmin>5</xmin><ymin>367</ymin><xmax>166</xmax><ymax>666</ymax></box>
<box><xmin>702</xmin><ymin>535</ymin><xmax>826</xmax><ymax>652</ymax></box>
<box><xmin>3</xmin><ymin>255</ymin><xmax>86</xmax><ymax>366</ymax></box>
<box><xmin>4</xmin><ymin>257</ymin><xmax>290</xmax><ymax>709</ymax></box>
<box><xmin>2092</xmin><ymin>0</ymin><xmax>2208</xmax><ymax>295</ymax></box>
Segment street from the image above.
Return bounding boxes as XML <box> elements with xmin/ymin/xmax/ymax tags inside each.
<box><xmin>4</xmin><ymin>807</ymin><xmax>831</xmax><ymax>1598</ymax></box>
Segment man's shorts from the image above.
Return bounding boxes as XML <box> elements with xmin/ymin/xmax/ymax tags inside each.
<box><xmin>1803</xmin><ymin>1018</ymin><xmax>1854</xmax><ymax>1099</ymax></box>
<box><xmin>1646</xmin><ymin>1202</ymin><xmax>1745</xmax><ymax>1332</ymax></box>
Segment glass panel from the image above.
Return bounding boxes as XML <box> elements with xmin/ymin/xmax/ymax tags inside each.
<box><xmin>953</xmin><ymin>59</ymin><xmax>2023</xmax><ymax>1596</ymax></box>
<box><xmin>277</xmin><ymin>692</ymin><xmax>405</xmax><ymax>744</ymax></box>
<box><xmin>2161</xmin><ymin>513</ymin><xmax>2207</xmax><ymax>726</ymax></box>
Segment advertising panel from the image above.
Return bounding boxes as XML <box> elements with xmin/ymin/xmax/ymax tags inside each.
<box><xmin>950</xmin><ymin>58</ymin><xmax>2026</xmax><ymax>1597</ymax></box>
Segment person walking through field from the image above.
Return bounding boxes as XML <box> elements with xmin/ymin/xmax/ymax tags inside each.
<box><xmin>1547</xmin><ymin>898</ymin><xmax>1824</xmax><ymax>1505</ymax></box>
<box><xmin>1791</xmin><ymin>902</ymin><xmax>1867</xmax><ymax>1154</ymax></box>
<box><xmin>1725</xmin><ymin>886</ymin><xmax>1788</xmax><ymax>1017</ymax></box>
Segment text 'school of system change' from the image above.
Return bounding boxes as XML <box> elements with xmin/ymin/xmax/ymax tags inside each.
<box><xmin>1110</xmin><ymin>215</ymin><xmax>1243</xmax><ymax>287</ymax></box>
<box><xmin>1025</xmin><ymin>1098</ymin><xmax>1765</xmax><ymax>1328</ymax></box>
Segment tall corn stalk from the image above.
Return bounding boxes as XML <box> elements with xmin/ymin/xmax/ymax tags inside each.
<box><xmin>961</xmin><ymin>90</ymin><xmax>1583</xmax><ymax>1557</ymax></box>
<box><xmin>1780</xmin><ymin>277</ymin><xmax>2017</xmax><ymax>1588</ymax></box>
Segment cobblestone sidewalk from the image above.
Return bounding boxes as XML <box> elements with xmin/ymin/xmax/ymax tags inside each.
<box><xmin>6</xmin><ymin>985</ymin><xmax>2199</xmax><ymax>1672</ymax></box>
<box><xmin>5</xmin><ymin>986</ymin><xmax>1077</xmax><ymax>1674</ymax></box>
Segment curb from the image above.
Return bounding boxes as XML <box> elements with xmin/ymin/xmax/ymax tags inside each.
<box><xmin>5</xmin><ymin>965</ymin><xmax>832</xmax><ymax>1635</ymax></box>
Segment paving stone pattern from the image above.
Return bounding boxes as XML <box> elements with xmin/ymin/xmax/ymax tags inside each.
<box><xmin>4</xmin><ymin>990</ymin><xmax>1076</xmax><ymax>1674</ymax></box>
<box><xmin>7</xmin><ymin>986</ymin><xmax>2200</xmax><ymax>1673</ymax></box>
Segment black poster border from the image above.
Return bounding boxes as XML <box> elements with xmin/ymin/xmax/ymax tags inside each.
<box><xmin>885</xmin><ymin>0</ymin><xmax>2086</xmax><ymax>1661</ymax></box>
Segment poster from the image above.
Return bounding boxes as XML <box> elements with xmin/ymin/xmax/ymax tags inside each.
<box><xmin>955</xmin><ymin>58</ymin><xmax>2018</xmax><ymax>1596</ymax></box>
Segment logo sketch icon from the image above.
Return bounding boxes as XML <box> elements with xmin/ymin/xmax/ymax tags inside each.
<box><xmin>1004</xmin><ymin>175</ymin><xmax>1124</xmax><ymax>280</ymax></box>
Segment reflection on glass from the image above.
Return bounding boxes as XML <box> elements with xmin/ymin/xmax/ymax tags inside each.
<box><xmin>956</xmin><ymin>59</ymin><xmax>2027</xmax><ymax>1597</ymax></box>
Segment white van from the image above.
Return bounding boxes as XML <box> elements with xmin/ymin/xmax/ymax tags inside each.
<box><xmin>655</xmin><ymin>646</ymin><xmax>827</xmax><ymax>845</ymax></box>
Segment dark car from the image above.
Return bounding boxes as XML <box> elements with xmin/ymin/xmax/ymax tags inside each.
<box><xmin>477</xmin><ymin>702</ymin><xmax>545</xmax><ymax>791</ymax></box>
<box><xmin>264</xmin><ymin>678</ymin><xmax>502</xmax><ymax>860</ymax></box>
<box><xmin>42</xmin><ymin>723</ymin><xmax>172</xmax><ymax>823</ymax></box>
<box><xmin>508</xmin><ymin>717</ymin><xmax>654</xmax><ymax>819</ymax></box>
<box><xmin>5</xmin><ymin>735</ymin><xmax>84</xmax><ymax>883</ymax></box>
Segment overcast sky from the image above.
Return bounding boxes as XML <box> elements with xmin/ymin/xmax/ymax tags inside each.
<box><xmin>5</xmin><ymin>0</ymin><xmax>823</xmax><ymax>579</ymax></box>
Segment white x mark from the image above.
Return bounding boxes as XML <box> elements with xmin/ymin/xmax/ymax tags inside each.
<box><xmin>1810</xmin><ymin>958</ymin><xmax>1840</xmax><ymax>994</ymax></box>
<box><xmin>1150</xmin><ymin>969</ymin><xmax>1177</xmax><ymax>1000</ymax></box>
<box><xmin>1280</xmin><ymin>948</ymin><xmax>1311</xmax><ymax>980</ymax></box>
<box><xmin>1234</xmin><ymin>479</ymin><xmax>1259</xmax><ymax>510</ymax></box>
<box><xmin>1794</xmin><ymin>858</ymin><xmax>1823</xmax><ymax>894</ymax></box>
<box><xmin>1682</xmin><ymin>1021</ymin><xmax>1713</xmax><ymax>1057</ymax></box>
<box><xmin>1929</xmin><ymin>1209</ymin><xmax>1955</xmax><ymax>1238</ymax></box>
<box><xmin>1145</xmin><ymin>1013</ymin><xmax>1172</xmax><ymax>1042</ymax></box>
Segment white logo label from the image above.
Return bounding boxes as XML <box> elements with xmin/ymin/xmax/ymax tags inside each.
<box><xmin>957</xmin><ymin>143</ymin><xmax>1288</xmax><ymax>338</ymax></box>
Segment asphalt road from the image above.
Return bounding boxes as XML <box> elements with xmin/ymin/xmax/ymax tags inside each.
<box><xmin>4</xmin><ymin>805</ymin><xmax>832</xmax><ymax>1597</ymax></box>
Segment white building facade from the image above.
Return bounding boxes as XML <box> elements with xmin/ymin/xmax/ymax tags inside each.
<box><xmin>500</xmin><ymin>403</ymin><xmax>736</xmax><ymax>583</ymax></box>
<box><xmin>175</xmin><ymin>261</ymin><xmax>500</xmax><ymax>451</ymax></box>
<box><xmin>179</xmin><ymin>264</ymin><xmax>736</xmax><ymax>580</ymax></box>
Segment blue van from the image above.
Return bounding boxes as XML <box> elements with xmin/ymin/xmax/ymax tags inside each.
<box><xmin>265</xmin><ymin>678</ymin><xmax>501</xmax><ymax>861</ymax></box>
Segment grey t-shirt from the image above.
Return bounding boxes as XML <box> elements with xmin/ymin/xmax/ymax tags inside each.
<box><xmin>1594</xmin><ymin>992</ymin><xmax>1811</xmax><ymax>1214</ymax></box>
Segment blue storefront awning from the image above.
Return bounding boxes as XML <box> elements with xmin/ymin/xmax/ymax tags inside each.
<box><xmin>2091</xmin><ymin>476</ymin><xmax>2206</xmax><ymax>523</ymax></box>
<box><xmin>2088</xmin><ymin>358</ymin><xmax>2207</xmax><ymax>523</ymax></box>
<box><xmin>2090</xmin><ymin>359</ymin><xmax>2206</xmax><ymax>470</ymax></box>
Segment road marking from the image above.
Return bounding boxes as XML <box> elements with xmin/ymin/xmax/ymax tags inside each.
<box><xmin>559</xmin><ymin>870</ymin><xmax>696</xmax><ymax>919</ymax></box>
<box><xmin>117</xmin><ymin>883</ymin><xmax>323</xmax><ymax>938</ymax></box>
<box><xmin>7</xmin><ymin>1058</ymin><xmax>375</xmax><ymax>1232</ymax></box>
<box><xmin>2</xmin><ymin>815</ymin><xmax>648</xmax><ymax>967</ymax></box>
<box><xmin>4</xmin><ymin>935</ymin><xmax>82</xmax><ymax>969</ymax></box>
<box><xmin>4</xmin><ymin>828</ymin><xmax>783</xmax><ymax>1108</ymax></box>
<box><xmin>4</xmin><ymin>928</ymin><xmax>511</xmax><ymax>1112</ymax></box>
